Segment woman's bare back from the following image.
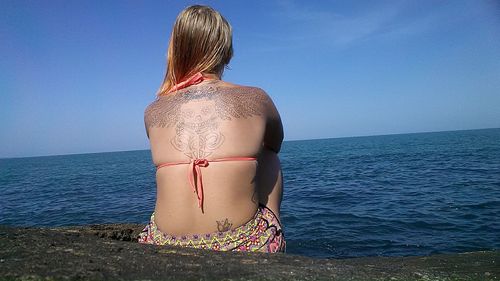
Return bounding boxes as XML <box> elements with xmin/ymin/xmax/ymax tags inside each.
<box><xmin>144</xmin><ymin>80</ymin><xmax>282</xmax><ymax>235</ymax></box>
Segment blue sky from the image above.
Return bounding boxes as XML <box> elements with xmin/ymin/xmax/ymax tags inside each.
<box><xmin>1</xmin><ymin>0</ymin><xmax>499</xmax><ymax>158</ymax></box>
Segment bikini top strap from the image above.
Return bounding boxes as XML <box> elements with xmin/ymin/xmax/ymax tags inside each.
<box><xmin>166</xmin><ymin>72</ymin><xmax>211</xmax><ymax>94</ymax></box>
<box><xmin>155</xmin><ymin>157</ymin><xmax>257</xmax><ymax>213</ymax></box>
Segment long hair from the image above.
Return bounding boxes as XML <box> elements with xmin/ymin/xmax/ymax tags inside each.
<box><xmin>156</xmin><ymin>5</ymin><xmax>233</xmax><ymax>96</ymax></box>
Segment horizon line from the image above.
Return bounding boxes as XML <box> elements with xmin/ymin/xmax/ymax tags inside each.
<box><xmin>1</xmin><ymin>126</ymin><xmax>498</xmax><ymax>160</ymax></box>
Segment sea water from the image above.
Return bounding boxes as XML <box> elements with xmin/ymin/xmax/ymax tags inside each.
<box><xmin>1</xmin><ymin>128</ymin><xmax>499</xmax><ymax>258</ymax></box>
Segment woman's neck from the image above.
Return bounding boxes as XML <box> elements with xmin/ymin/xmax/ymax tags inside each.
<box><xmin>202</xmin><ymin>72</ymin><xmax>221</xmax><ymax>80</ymax></box>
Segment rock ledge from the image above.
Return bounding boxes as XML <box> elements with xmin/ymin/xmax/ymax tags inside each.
<box><xmin>0</xmin><ymin>224</ymin><xmax>498</xmax><ymax>280</ymax></box>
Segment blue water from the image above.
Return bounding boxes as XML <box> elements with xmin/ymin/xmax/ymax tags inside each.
<box><xmin>1</xmin><ymin>128</ymin><xmax>499</xmax><ymax>258</ymax></box>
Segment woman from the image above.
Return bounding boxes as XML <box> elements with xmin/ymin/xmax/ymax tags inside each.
<box><xmin>138</xmin><ymin>5</ymin><xmax>285</xmax><ymax>253</ymax></box>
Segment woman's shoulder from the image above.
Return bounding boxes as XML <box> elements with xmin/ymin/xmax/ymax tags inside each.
<box><xmin>216</xmin><ymin>82</ymin><xmax>279</xmax><ymax>120</ymax></box>
<box><xmin>218</xmin><ymin>81</ymin><xmax>271</xmax><ymax>99</ymax></box>
<box><xmin>143</xmin><ymin>81</ymin><xmax>273</xmax><ymax>126</ymax></box>
<box><xmin>219</xmin><ymin>81</ymin><xmax>276</xmax><ymax>109</ymax></box>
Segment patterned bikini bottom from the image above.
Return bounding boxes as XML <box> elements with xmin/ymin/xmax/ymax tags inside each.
<box><xmin>137</xmin><ymin>204</ymin><xmax>286</xmax><ymax>253</ymax></box>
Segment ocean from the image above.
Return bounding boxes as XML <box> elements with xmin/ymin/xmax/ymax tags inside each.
<box><xmin>1</xmin><ymin>128</ymin><xmax>499</xmax><ymax>258</ymax></box>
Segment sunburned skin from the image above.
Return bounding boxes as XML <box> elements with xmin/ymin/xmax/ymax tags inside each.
<box><xmin>144</xmin><ymin>81</ymin><xmax>274</xmax><ymax>232</ymax></box>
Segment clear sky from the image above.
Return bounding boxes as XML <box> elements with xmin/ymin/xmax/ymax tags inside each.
<box><xmin>1</xmin><ymin>0</ymin><xmax>499</xmax><ymax>158</ymax></box>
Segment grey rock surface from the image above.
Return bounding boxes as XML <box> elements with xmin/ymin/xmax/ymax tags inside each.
<box><xmin>0</xmin><ymin>224</ymin><xmax>498</xmax><ymax>280</ymax></box>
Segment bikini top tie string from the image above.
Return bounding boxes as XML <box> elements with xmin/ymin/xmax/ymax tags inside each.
<box><xmin>188</xmin><ymin>158</ymin><xmax>209</xmax><ymax>213</ymax></box>
<box><xmin>156</xmin><ymin>157</ymin><xmax>257</xmax><ymax>213</ymax></box>
<box><xmin>167</xmin><ymin>72</ymin><xmax>209</xmax><ymax>94</ymax></box>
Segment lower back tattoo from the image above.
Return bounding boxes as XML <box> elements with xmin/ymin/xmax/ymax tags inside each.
<box><xmin>216</xmin><ymin>218</ymin><xmax>233</xmax><ymax>232</ymax></box>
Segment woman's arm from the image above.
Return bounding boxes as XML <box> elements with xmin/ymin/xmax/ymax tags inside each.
<box><xmin>255</xmin><ymin>147</ymin><xmax>283</xmax><ymax>219</ymax></box>
<box><xmin>256</xmin><ymin>91</ymin><xmax>284</xmax><ymax>218</ymax></box>
<box><xmin>263</xmin><ymin>93</ymin><xmax>284</xmax><ymax>153</ymax></box>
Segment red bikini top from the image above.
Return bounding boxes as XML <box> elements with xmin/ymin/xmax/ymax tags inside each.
<box><xmin>167</xmin><ymin>72</ymin><xmax>211</xmax><ymax>94</ymax></box>
<box><xmin>156</xmin><ymin>157</ymin><xmax>257</xmax><ymax>213</ymax></box>
<box><xmin>157</xmin><ymin>72</ymin><xmax>257</xmax><ymax>213</ymax></box>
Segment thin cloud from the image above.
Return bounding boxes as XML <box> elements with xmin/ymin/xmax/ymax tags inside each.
<box><xmin>255</xmin><ymin>0</ymin><xmax>453</xmax><ymax>51</ymax></box>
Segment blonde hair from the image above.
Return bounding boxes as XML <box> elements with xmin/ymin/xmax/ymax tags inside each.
<box><xmin>156</xmin><ymin>5</ymin><xmax>233</xmax><ymax>96</ymax></box>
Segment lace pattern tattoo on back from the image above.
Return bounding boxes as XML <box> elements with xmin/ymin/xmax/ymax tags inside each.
<box><xmin>171</xmin><ymin>99</ymin><xmax>225</xmax><ymax>158</ymax></box>
<box><xmin>144</xmin><ymin>83</ymin><xmax>269</xmax><ymax>159</ymax></box>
